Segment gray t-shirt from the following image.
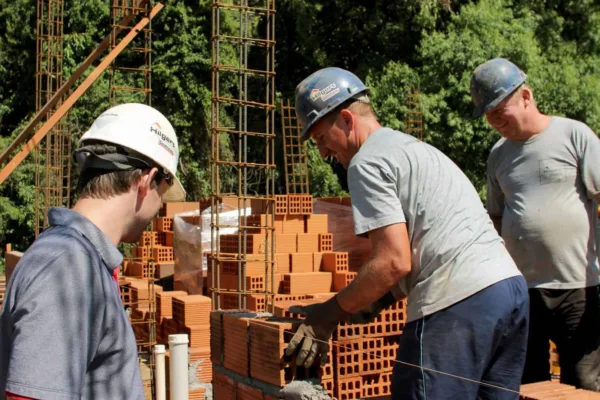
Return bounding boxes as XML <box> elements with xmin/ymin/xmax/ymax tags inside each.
<box><xmin>0</xmin><ymin>207</ymin><xmax>144</xmax><ymax>400</ymax></box>
<box><xmin>487</xmin><ymin>116</ymin><xmax>600</xmax><ymax>289</ymax></box>
<box><xmin>348</xmin><ymin>128</ymin><xmax>521</xmax><ymax>322</ymax></box>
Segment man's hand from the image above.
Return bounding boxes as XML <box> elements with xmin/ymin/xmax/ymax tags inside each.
<box><xmin>285</xmin><ymin>297</ymin><xmax>349</xmax><ymax>368</ymax></box>
<box><xmin>346</xmin><ymin>291</ymin><xmax>397</xmax><ymax>324</ymax></box>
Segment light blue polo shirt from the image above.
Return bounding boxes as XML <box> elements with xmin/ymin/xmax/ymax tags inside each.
<box><xmin>0</xmin><ymin>207</ymin><xmax>144</xmax><ymax>399</ymax></box>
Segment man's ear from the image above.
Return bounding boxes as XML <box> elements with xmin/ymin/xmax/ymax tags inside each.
<box><xmin>137</xmin><ymin>168</ymin><xmax>158</xmax><ymax>198</ymax></box>
<box><xmin>340</xmin><ymin>108</ymin><xmax>354</xmax><ymax>133</ymax></box>
<box><xmin>522</xmin><ymin>87</ymin><xmax>533</xmax><ymax>107</ymax></box>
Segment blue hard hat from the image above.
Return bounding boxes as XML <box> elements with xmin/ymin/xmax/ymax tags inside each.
<box><xmin>470</xmin><ymin>58</ymin><xmax>527</xmax><ymax>117</ymax></box>
<box><xmin>295</xmin><ymin>67</ymin><xmax>369</xmax><ymax>141</ymax></box>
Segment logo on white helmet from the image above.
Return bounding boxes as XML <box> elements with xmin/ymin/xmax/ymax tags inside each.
<box><xmin>151</xmin><ymin>122</ymin><xmax>175</xmax><ymax>156</ymax></box>
<box><xmin>310</xmin><ymin>83</ymin><xmax>340</xmax><ymax>102</ymax></box>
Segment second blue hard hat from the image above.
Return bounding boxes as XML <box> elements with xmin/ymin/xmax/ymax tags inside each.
<box><xmin>470</xmin><ymin>58</ymin><xmax>527</xmax><ymax>117</ymax></box>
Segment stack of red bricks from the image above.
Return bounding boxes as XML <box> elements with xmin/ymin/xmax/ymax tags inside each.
<box><xmin>205</xmin><ymin>194</ymin><xmax>407</xmax><ymax>399</ymax></box>
<box><xmin>520</xmin><ymin>381</ymin><xmax>600</xmax><ymax>399</ymax></box>
<box><xmin>209</xmin><ymin>194</ymin><xmax>355</xmax><ymax>312</ymax></box>
<box><xmin>211</xmin><ymin>311</ymin><xmax>319</xmax><ymax>399</ymax></box>
<box><xmin>124</xmin><ymin>201</ymin><xmax>200</xmax><ymax>282</ymax></box>
<box><xmin>159</xmin><ymin>292</ymin><xmax>213</xmax><ymax>400</ymax></box>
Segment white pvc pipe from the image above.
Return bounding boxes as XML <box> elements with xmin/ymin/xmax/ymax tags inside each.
<box><xmin>168</xmin><ymin>334</ymin><xmax>189</xmax><ymax>400</ymax></box>
<box><xmin>154</xmin><ymin>344</ymin><xmax>166</xmax><ymax>400</ymax></box>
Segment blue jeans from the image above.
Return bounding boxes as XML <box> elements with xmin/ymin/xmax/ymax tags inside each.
<box><xmin>392</xmin><ymin>276</ymin><xmax>529</xmax><ymax>399</ymax></box>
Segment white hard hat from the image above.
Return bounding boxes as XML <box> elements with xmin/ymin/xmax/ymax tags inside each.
<box><xmin>79</xmin><ymin>103</ymin><xmax>186</xmax><ymax>202</ymax></box>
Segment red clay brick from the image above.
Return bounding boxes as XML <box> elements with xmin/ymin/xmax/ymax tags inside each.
<box><xmin>223</xmin><ymin>313</ymin><xmax>255</xmax><ymax>377</ymax></box>
<box><xmin>248</xmin><ymin>318</ymin><xmax>320</xmax><ymax>388</ymax></box>
<box><xmin>283</xmin><ymin>215</ymin><xmax>305</xmax><ymax>234</ymax></box>
<box><xmin>362</xmin><ymin>373</ymin><xmax>392</xmax><ymax>398</ymax></box>
<box><xmin>287</xmin><ymin>195</ymin><xmax>303</xmax><ymax>215</ymax></box>
<box><xmin>246</xmin><ymin>214</ymin><xmax>284</xmax><ymax>234</ymax></box>
<box><xmin>275</xmin><ymin>195</ymin><xmax>288</xmax><ymax>215</ymax></box>
<box><xmin>156</xmin><ymin>290</ymin><xmax>187</xmax><ymax>321</ymax></box>
<box><xmin>336</xmin><ymin>376</ymin><xmax>362</xmax><ymax>400</ymax></box>
<box><xmin>275</xmin><ymin>234</ymin><xmax>297</xmax><ymax>253</ymax></box>
<box><xmin>184</xmin><ymin>324</ymin><xmax>210</xmax><ymax>348</ymax></box>
<box><xmin>282</xmin><ymin>272</ymin><xmax>332</xmax><ymax>294</ymax></box>
<box><xmin>275</xmin><ymin>253</ymin><xmax>291</xmax><ymax>274</ymax></box>
<box><xmin>212</xmin><ymin>368</ymin><xmax>235</xmax><ymax>400</ymax></box>
<box><xmin>154</xmin><ymin>217</ymin><xmax>173</xmax><ymax>232</ymax></box>
<box><xmin>317</xmin><ymin>233</ymin><xmax>333</xmax><ymax>251</ymax></box>
<box><xmin>300</xmin><ymin>194</ymin><xmax>313</xmax><ymax>215</ymax></box>
<box><xmin>306</xmin><ymin>215</ymin><xmax>329</xmax><ymax>234</ymax></box>
<box><xmin>297</xmin><ymin>233</ymin><xmax>319</xmax><ymax>253</ymax></box>
<box><xmin>172</xmin><ymin>295</ymin><xmax>212</xmax><ymax>326</ymax></box>
<box><xmin>237</xmin><ymin>382</ymin><xmax>263</xmax><ymax>400</ymax></box>
<box><xmin>151</xmin><ymin>246</ymin><xmax>174</xmax><ymax>263</ymax></box>
<box><xmin>219</xmin><ymin>234</ymin><xmax>267</xmax><ymax>254</ymax></box>
<box><xmin>164</xmin><ymin>231</ymin><xmax>174</xmax><ymax>247</ymax></box>
<box><xmin>333</xmin><ymin>272</ymin><xmax>357</xmax><ymax>291</ymax></box>
<box><xmin>290</xmin><ymin>253</ymin><xmax>314</xmax><ymax>273</ymax></box>
<box><xmin>322</xmin><ymin>252</ymin><xmax>349</xmax><ymax>273</ymax></box>
<box><xmin>189</xmin><ymin>347</ymin><xmax>212</xmax><ymax>383</ymax></box>
<box><xmin>334</xmin><ymin>339</ymin><xmax>363</xmax><ymax>378</ymax></box>
<box><xmin>313</xmin><ymin>252</ymin><xmax>324</xmax><ymax>272</ymax></box>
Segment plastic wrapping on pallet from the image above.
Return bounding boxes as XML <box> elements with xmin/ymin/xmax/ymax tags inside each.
<box><xmin>313</xmin><ymin>198</ymin><xmax>371</xmax><ymax>272</ymax></box>
<box><xmin>173</xmin><ymin>204</ymin><xmax>250</xmax><ymax>294</ymax></box>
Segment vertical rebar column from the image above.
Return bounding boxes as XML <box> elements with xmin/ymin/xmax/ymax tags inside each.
<box><xmin>109</xmin><ymin>0</ymin><xmax>152</xmax><ymax>106</ymax></box>
<box><xmin>34</xmin><ymin>0</ymin><xmax>69</xmax><ymax>238</ymax></box>
<box><xmin>280</xmin><ymin>99</ymin><xmax>309</xmax><ymax>194</ymax></box>
<box><xmin>109</xmin><ymin>2</ymin><xmax>154</xmax><ymax>397</ymax></box>
<box><xmin>210</xmin><ymin>0</ymin><xmax>277</xmax><ymax>312</ymax></box>
<box><xmin>405</xmin><ymin>88</ymin><xmax>423</xmax><ymax>141</ymax></box>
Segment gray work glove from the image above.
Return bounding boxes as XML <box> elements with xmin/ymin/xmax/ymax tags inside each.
<box><xmin>285</xmin><ymin>296</ymin><xmax>349</xmax><ymax>368</ymax></box>
<box><xmin>346</xmin><ymin>291</ymin><xmax>397</xmax><ymax>324</ymax></box>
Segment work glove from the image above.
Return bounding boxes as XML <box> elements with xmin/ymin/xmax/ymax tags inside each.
<box><xmin>285</xmin><ymin>296</ymin><xmax>349</xmax><ymax>368</ymax></box>
<box><xmin>346</xmin><ymin>291</ymin><xmax>397</xmax><ymax>324</ymax></box>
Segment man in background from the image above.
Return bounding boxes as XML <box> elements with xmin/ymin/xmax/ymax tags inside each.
<box><xmin>471</xmin><ymin>57</ymin><xmax>600</xmax><ymax>391</ymax></box>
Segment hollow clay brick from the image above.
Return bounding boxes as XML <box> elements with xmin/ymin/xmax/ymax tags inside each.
<box><xmin>313</xmin><ymin>252</ymin><xmax>324</xmax><ymax>272</ymax></box>
<box><xmin>300</xmin><ymin>194</ymin><xmax>313</xmax><ymax>215</ymax></box>
<box><xmin>283</xmin><ymin>215</ymin><xmax>305</xmax><ymax>235</ymax></box>
<box><xmin>275</xmin><ymin>234</ymin><xmax>297</xmax><ymax>253</ymax></box>
<box><xmin>287</xmin><ymin>195</ymin><xmax>302</xmax><ymax>215</ymax></box>
<box><xmin>154</xmin><ymin>217</ymin><xmax>173</xmax><ymax>233</ymax></box>
<box><xmin>336</xmin><ymin>376</ymin><xmax>362</xmax><ymax>400</ymax></box>
<box><xmin>334</xmin><ymin>339</ymin><xmax>363</xmax><ymax>378</ymax></box>
<box><xmin>212</xmin><ymin>368</ymin><xmax>235</xmax><ymax>400</ymax></box>
<box><xmin>333</xmin><ymin>272</ymin><xmax>357</xmax><ymax>292</ymax></box>
<box><xmin>322</xmin><ymin>252</ymin><xmax>349</xmax><ymax>273</ymax></box>
<box><xmin>282</xmin><ymin>272</ymin><xmax>332</xmax><ymax>294</ymax></box>
<box><xmin>297</xmin><ymin>233</ymin><xmax>319</xmax><ymax>253</ymax></box>
<box><xmin>306</xmin><ymin>215</ymin><xmax>329</xmax><ymax>235</ymax></box>
<box><xmin>290</xmin><ymin>253</ymin><xmax>314</xmax><ymax>273</ymax></box>
<box><xmin>275</xmin><ymin>253</ymin><xmax>291</xmax><ymax>274</ymax></box>
<box><xmin>317</xmin><ymin>233</ymin><xmax>333</xmax><ymax>252</ymax></box>
<box><xmin>275</xmin><ymin>195</ymin><xmax>288</xmax><ymax>215</ymax></box>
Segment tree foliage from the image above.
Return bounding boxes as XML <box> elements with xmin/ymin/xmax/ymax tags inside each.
<box><xmin>1</xmin><ymin>0</ymin><xmax>599</xmax><ymax>257</ymax></box>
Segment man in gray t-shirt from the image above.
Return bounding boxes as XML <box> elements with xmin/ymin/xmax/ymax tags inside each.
<box><xmin>472</xmin><ymin>57</ymin><xmax>600</xmax><ymax>391</ymax></box>
<box><xmin>0</xmin><ymin>104</ymin><xmax>186</xmax><ymax>399</ymax></box>
<box><xmin>285</xmin><ymin>67</ymin><xmax>529</xmax><ymax>399</ymax></box>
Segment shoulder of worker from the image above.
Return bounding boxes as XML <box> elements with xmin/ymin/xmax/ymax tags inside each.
<box><xmin>349</xmin><ymin>127</ymin><xmax>420</xmax><ymax>167</ymax></box>
<box><xmin>550</xmin><ymin>115</ymin><xmax>597</xmax><ymax>141</ymax></box>
<box><xmin>11</xmin><ymin>209</ymin><xmax>106</xmax><ymax>290</ymax></box>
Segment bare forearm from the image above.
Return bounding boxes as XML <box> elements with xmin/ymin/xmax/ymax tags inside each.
<box><xmin>336</xmin><ymin>256</ymin><xmax>408</xmax><ymax>314</ymax></box>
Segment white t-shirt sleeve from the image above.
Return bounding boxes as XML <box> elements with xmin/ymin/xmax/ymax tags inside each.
<box><xmin>347</xmin><ymin>160</ymin><xmax>406</xmax><ymax>237</ymax></box>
